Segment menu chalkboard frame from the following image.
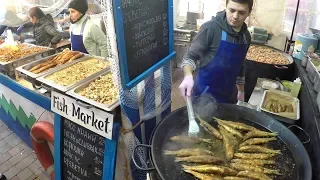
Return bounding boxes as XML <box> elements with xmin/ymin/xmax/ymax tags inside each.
<box><xmin>53</xmin><ymin>114</ymin><xmax>120</xmax><ymax>180</ymax></box>
<box><xmin>113</xmin><ymin>0</ymin><xmax>176</xmax><ymax>89</ymax></box>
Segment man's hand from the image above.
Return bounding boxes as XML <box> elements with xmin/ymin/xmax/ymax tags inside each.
<box><xmin>179</xmin><ymin>75</ymin><xmax>194</xmax><ymax>97</ymax></box>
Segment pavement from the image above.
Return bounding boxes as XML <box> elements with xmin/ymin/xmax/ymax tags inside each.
<box><xmin>0</xmin><ymin>120</ymin><xmax>50</xmax><ymax>180</ymax></box>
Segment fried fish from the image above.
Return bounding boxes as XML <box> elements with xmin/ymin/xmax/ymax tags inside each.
<box><xmin>197</xmin><ymin>115</ymin><xmax>223</xmax><ymax>140</ymax></box>
<box><xmin>164</xmin><ymin>148</ymin><xmax>215</xmax><ymax>157</ymax></box>
<box><xmin>243</xmin><ymin>130</ymin><xmax>278</xmax><ymax>140</ymax></box>
<box><xmin>182</xmin><ymin>165</ymin><xmax>238</xmax><ymax>175</ymax></box>
<box><xmin>231</xmin><ymin>163</ymin><xmax>281</xmax><ymax>175</ymax></box>
<box><xmin>223</xmin><ymin>177</ymin><xmax>251</xmax><ymax>180</ymax></box>
<box><xmin>175</xmin><ymin>155</ymin><xmax>224</xmax><ymax>164</ymax></box>
<box><xmin>234</xmin><ymin>153</ymin><xmax>277</xmax><ymax>159</ymax></box>
<box><xmin>239</xmin><ymin>145</ymin><xmax>281</xmax><ymax>154</ymax></box>
<box><xmin>183</xmin><ymin>169</ymin><xmax>219</xmax><ymax>180</ymax></box>
<box><xmin>240</xmin><ymin>137</ymin><xmax>277</xmax><ymax>147</ymax></box>
<box><xmin>237</xmin><ymin>171</ymin><xmax>273</xmax><ymax>180</ymax></box>
<box><xmin>219</xmin><ymin>126</ymin><xmax>236</xmax><ymax>160</ymax></box>
<box><xmin>170</xmin><ymin>136</ymin><xmax>212</xmax><ymax>144</ymax></box>
<box><xmin>231</xmin><ymin>159</ymin><xmax>276</xmax><ymax>166</ymax></box>
<box><xmin>217</xmin><ymin>121</ymin><xmax>243</xmax><ymax>139</ymax></box>
<box><xmin>214</xmin><ymin>117</ymin><xmax>256</xmax><ymax>131</ymax></box>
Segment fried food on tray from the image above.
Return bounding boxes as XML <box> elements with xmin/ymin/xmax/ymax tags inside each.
<box><xmin>45</xmin><ymin>58</ymin><xmax>109</xmax><ymax>86</ymax></box>
<box><xmin>263</xmin><ymin>99</ymin><xmax>294</xmax><ymax>113</ymax></box>
<box><xmin>77</xmin><ymin>73</ymin><xmax>119</xmax><ymax>105</ymax></box>
<box><xmin>0</xmin><ymin>44</ymin><xmax>48</xmax><ymax>62</ymax></box>
<box><xmin>29</xmin><ymin>49</ymin><xmax>84</xmax><ymax>74</ymax></box>
<box><xmin>246</xmin><ymin>45</ymin><xmax>289</xmax><ymax>65</ymax></box>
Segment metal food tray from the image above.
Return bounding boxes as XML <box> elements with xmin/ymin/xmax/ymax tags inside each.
<box><xmin>16</xmin><ymin>53</ymin><xmax>88</xmax><ymax>79</ymax></box>
<box><xmin>0</xmin><ymin>44</ymin><xmax>53</xmax><ymax>65</ymax></box>
<box><xmin>66</xmin><ymin>70</ymin><xmax>119</xmax><ymax>111</ymax></box>
<box><xmin>259</xmin><ymin>90</ymin><xmax>300</xmax><ymax>121</ymax></box>
<box><xmin>36</xmin><ymin>56</ymin><xmax>110</xmax><ymax>92</ymax></box>
<box><xmin>0</xmin><ymin>44</ymin><xmax>53</xmax><ymax>78</ymax></box>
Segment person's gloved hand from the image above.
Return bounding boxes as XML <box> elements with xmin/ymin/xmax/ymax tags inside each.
<box><xmin>179</xmin><ymin>75</ymin><xmax>194</xmax><ymax>97</ymax></box>
<box><xmin>237</xmin><ymin>91</ymin><xmax>245</xmax><ymax>102</ymax></box>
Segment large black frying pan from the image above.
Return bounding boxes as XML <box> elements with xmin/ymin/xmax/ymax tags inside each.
<box><xmin>133</xmin><ymin>104</ymin><xmax>312</xmax><ymax>180</ymax></box>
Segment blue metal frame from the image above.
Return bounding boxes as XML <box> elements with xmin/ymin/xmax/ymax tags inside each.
<box><xmin>54</xmin><ymin>115</ymin><xmax>120</xmax><ymax>180</ymax></box>
<box><xmin>113</xmin><ymin>0</ymin><xmax>176</xmax><ymax>89</ymax></box>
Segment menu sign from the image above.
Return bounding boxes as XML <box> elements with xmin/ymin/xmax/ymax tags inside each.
<box><xmin>51</xmin><ymin>91</ymin><xmax>114</xmax><ymax>140</ymax></box>
<box><xmin>63</xmin><ymin>118</ymin><xmax>105</xmax><ymax>180</ymax></box>
<box><xmin>114</xmin><ymin>0</ymin><xmax>173</xmax><ymax>88</ymax></box>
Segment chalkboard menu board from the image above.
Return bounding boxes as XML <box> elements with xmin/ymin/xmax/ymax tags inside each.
<box><xmin>114</xmin><ymin>0</ymin><xmax>175</xmax><ymax>89</ymax></box>
<box><xmin>62</xmin><ymin>118</ymin><xmax>105</xmax><ymax>180</ymax></box>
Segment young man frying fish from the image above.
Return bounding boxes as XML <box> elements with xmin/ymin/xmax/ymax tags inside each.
<box><xmin>179</xmin><ymin>0</ymin><xmax>253</xmax><ymax>103</ymax></box>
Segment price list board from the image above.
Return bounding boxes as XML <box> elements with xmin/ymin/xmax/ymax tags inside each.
<box><xmin>62</xmin><ymin>118</ymin><xmax>104</xmax><ymax>180</ymax></box>
<box><xmin>113</xmin><ymin>0</ymin><xmax>175</xmax><ymax>89</ymax></box>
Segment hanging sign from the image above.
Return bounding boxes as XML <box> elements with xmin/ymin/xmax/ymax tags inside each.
<box><xmin>51</xmin><ymin>91</ymin><xmax>114</xmax><ymax>140</ymax></box>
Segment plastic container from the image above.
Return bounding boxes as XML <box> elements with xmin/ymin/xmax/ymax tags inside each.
<box><xmin>291</xmin><ymin>78</ymin><xmax>302</xmax><ymax>97</ymax></box>
<box><xmin>293</xmin><ymin>33</ymin><xmax>318</xmax><ymax>60</ymax></box>
<box><xmin>260</xmin><ymin>90</ymin><xmax>300</xmax><ymax>121</ymax></box>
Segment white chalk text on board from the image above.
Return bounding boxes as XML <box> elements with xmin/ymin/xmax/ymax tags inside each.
<box><xmin>51</xmin><ymin>91</ymin><xmax>114</xmax><ymax>140</ymax></box>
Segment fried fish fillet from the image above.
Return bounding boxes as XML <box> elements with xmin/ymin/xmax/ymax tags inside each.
<box><xmin>183</xmin><ymin>169</ymin><xmax>219</xmax><ymax>180</ymax></box>
<box><xmin>231</xmin><ymin>159</ymin><xmax>276</xmax><ymax>166</ymax></box>
<box><xmin>197</xmin><ymin>114</ymin><xmax>223</xmax><ymax>140</ymax></box>
<box><xmin>240</xmin><ymin>137</ymin><xmax>277</xmax><ymax>147</ymax></box>
<box><xmin>219</xmin><ymin>126</ymin><xmax>236</xmax><ymax>160</ymax></box>
<box><xmin>231</xmin><ymin>163</ymin><xmax>281</xmax><ymax>175</ymax></box>
<box><xmin>214</xmin><ymin>117</ymin><xmax>256</xmax><ymax>131</ymax></box>
<box><xmin>175</xmin><ymin>155</ymin><xmax>224</xmax><ymax>164</ymax></box>
<box><xmin>243</xmin><ymin>130</ymin><xmax>278</xmax><ymax>140</ymax></box>
<box><xmin>170</xmin><ymin>136</ymin><xmax>212</xmax><ymax>144</ymax></box>
<box><xmin>164</xmin><ymin>148</ymin><xmax>215</xmax><ymax>157</ymax></box>
<box><xmin>239</xmin><ymin>145</ymin><xmax>281</xmax><ymax>154</ymax></box>
<box><xmin>182</xmin><ymin>165</ymin><xmax>237</xmax><ymax>175</ymax></box>
<box><xmin>237</xmin><ymin>171</ymin><xmax>272</xmax><ymax>180</ymax></box>
<box><xmin>234</xmin><ymin>153</ymin><xmax>277</xmax><ymax>159</ymax></box>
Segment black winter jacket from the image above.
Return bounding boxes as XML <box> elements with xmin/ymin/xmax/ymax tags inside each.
<box><xmin>33</xmin><ymin>17</ymin><xmax>62</xmax><ymax>46</ymax></box>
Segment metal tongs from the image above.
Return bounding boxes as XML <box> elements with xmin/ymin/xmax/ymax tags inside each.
<box><xmin>186</xmin><ymin>96</ymin><xmax>200</xmax><ymax>137</ymax></box>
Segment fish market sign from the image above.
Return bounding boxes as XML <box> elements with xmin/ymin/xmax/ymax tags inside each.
<box><xmin>51</xmin><ymin>91</ymin><xmax>114</xmax><ymax>140</ymax></box>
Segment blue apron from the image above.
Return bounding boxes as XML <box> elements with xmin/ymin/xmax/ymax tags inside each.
<box><xmin>193</xmin><ymin>30</ymin><xmax>247</xmax><ymax>103</ymax></box>
<box><xmin>71</xmin><ymin>17</ymin><xmax>89</xmax><ymax>54</ymax></box>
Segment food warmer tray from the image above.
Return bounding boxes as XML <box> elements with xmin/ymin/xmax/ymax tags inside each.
<box><xmin>16</xmin><ymin>54</ymin><xmax>88</xmax><ymax>84</ymax></box>
<box><xmin>259</xmin><ymin>90</ymin><xmax>300</xmax><ymax>121</ymax></box>
<box><xmin>36</xmin><ymin>56</ymin><xmax>110</xmax><ymax>92</ymax></box>
<box><xmin>66</xmin><ymin>70</ymin><xmax>119</xmax><ymax>111</ymax></box>
<box><xmin>0</xmin><ymin>44</ymin><xmax>53</xmax><ymax>77</ymax></box>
